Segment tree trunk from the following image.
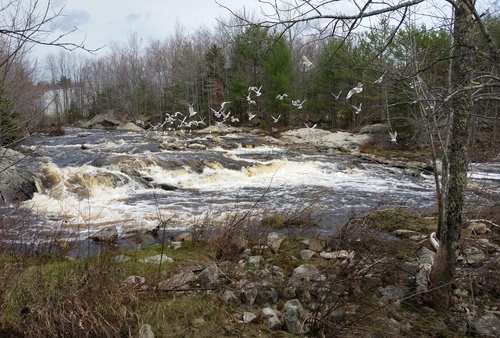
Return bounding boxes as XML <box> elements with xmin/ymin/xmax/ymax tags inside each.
<box><xmin>429</xmin><ymin>0</ymin><xmax>475</xmax><ymax>308</ymax></box>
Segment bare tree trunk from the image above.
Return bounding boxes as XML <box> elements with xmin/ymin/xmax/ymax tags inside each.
<box><xmin>429</xmin><ymin>0</ymin><xmax>475</xmax><ymax>308</ymax></box>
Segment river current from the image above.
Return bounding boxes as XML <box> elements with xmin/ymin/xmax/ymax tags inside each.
<box><xmin>2</xmin><ymin>128</ymin><xmax>499</xmax><ymax>251</ymax></box>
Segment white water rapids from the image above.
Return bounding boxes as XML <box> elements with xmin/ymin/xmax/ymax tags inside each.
<box><xmin>3</xmin><ymin>128</ymin><xmax>498</xmax><ymax>248</ymax></box>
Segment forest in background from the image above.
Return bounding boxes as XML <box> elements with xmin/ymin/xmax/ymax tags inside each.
<box><xmin>0</xmin><ymin>8</ymin><xmax>499</xmax><ymax>158</ymax></box>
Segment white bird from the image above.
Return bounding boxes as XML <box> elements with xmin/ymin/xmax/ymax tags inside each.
<box><xmin>331</xmin><ymin>91</ymin><xmax>342</xmax><ymax>100</ymax></box>
<box><xmin>351</xmin><ymin>102</ymin><xmax>362</xmax><ymax>114</ymax></box>
<box><xmin>346</xmin><ymin>82</ymin><xmax>363</xmax><ymax>100</ymax></box>
<box><xmin>389</xmin><ymin>131</ymin><xmax>398</xmax><ymax>143</ymax></box>
<box><xmin>292</xmin><ymin>99</ymin><xmax>306</xmax><ymax>109</ymax></box>
<box><xmin>249</xmin><ymin>85</ymin><xmax>262</xmax><ymax>96</ymax></box>
<box><xmin>430</xmin><ymin>232</ymin><xmax>440</xmax><ymax>251</ymax></box>
<box><xmin>247</xmin><ymin>111</ymin><xmax>256</xmax><ymax>121</ymax></box>
<box><xmin>374</xmin><ymin>74</ymin><xmax>384</xmax><ymax>84</ymax></box>
<box><xmin>230</xmin><ymin>116</ymin><xmax>240</xmax><ymax>123</ymax></box>
<box><xmin>220</xmin><ymin>101</ymin><xmax>231</xmax><ymax>110</ymax></box>
<box><xmin>244</xmin><ymin>93</ymin><xmax>256</xmax><ymax>105</ymax></box>
<box><xmin>188</xmin><ymin>103</ymin><xmax>197</xmax><ymax>117</ymax></box>
<box><xmin>302</xmin><ymin>55</ymin><xmax>313</xmax><ymax>69</ymax></box>
<box><xmin>276</xmin><ymin>93</ymin><xmax>288</xmax><ymax>100</ymax></box>
<box><xmin>271</xmin><ymin>115</ymin><xmax>281</xmax><ymax>123</ymax></box>
<box><xmin>304</xmin><ymin>122</ymin><xmax>317</xmax><ymax>133</ymax></box>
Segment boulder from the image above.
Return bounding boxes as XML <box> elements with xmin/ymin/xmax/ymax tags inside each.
<box><xmin>116</xmin><ymin>122</ymin><xmax>145</xmax><ymax>132</ymax></box>
<box><xmin>89</xmin><ymin>226</ymin><xmax>118</xmax><ymax>243</ymax></box>
<box><xmin>0</xmin><ymin>148</ymin><xmax>37</xmax><ymax>204</ymax></box>
<box><xmin>80</xmin><ymin>111</ymin><xmax>121</xmax><ymax>129</ymax></box>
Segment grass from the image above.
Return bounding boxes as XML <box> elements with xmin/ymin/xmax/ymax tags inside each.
<box><xmin>0</xmin><ymin>205</ymin><xmax>497</xmax><ymax>337</ymax></box>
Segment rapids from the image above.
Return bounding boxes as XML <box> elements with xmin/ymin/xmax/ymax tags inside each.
<box><xmin>2</xmin><ymin>127</ymin><xmax>498</xmax><ymax>251</ymax></box>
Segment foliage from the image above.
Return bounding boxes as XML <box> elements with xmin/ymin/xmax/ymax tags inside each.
<box><xmin>0</xmin><ymin>93</ymin><xmax>22</xmax><ymax>146</ymax></box>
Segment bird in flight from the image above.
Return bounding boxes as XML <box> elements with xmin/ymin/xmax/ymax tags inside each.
<box><xmin>302</xmin><ymin>55</ymin><xmax>313</xmax><ymax>69</ymax></box>
<box><xmin>276</xmin><ymin>93</ymin><xmax>288</xmax><ymax>100</ymax></box>
<box><xmin>346</xmin><ymin>82</ymin><xmax>363</xmax><ymax>100</ymax></box>
<box><xmin>249</xmin><ymin>85</ymin><xmax>262</xmax><ymax>96</ymax></box>
<box><xmin>271</xmin><ymin>114</ymin><xmax>281</xmax><ymax>123</ymax></box>
<box><xmin>389</xmin><ymin>131</ymin><xmax>398</xmax><ymax>143</ymax></box>
<box><xmin>331</xmin><ymin>91</ymin><xmax>342</xmax><ymax>100</ymax></box>
<box><xmin>247</xmin><ymin>111</ymin><xmax>256</xmax><ymax>121</ymax></box>
<box><xmin>188</xmin><ymin>103</ymin><xmax>197</xmax><ymax>117</ymax></box>
<box><xmin>304</xmin><ymin>122</ymin><xmax>317</xmax><ymax>133</ymax></box>
<box><xmin>351</xmin><ymin>102</ymin><xmax>362</xmax><ymax>114</ymax></box>
<box><xmin>373</xmin><ymin>74</ymin><xmax>384</xmax><ymax>84</ymax></box>
<box><xmin>292</xmin><ymin>99</ymin><xmax>306</xmax><ymax>109</ymax></box>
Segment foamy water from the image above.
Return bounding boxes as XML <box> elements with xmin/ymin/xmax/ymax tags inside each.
<box><xmin>9</xmin><ymin>128</ymin><xmax>497</xmax><ymax>243</ymax></box>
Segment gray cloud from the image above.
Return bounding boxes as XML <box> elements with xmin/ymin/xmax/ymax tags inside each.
<box><xmin>126</xmin><ymin>13</ymin><xmax>142</xmax><ymax>24</ymax></box>
<box><xmin>55</xmin><ymin>9</ymin><xmax>90</xmax><ymax>32</ymax></box>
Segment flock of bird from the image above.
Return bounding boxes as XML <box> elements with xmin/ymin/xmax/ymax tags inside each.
<box><xmin>140</xmin><ymin>55</ymin><xmax>397</xmax><ymax>143</ymax></box>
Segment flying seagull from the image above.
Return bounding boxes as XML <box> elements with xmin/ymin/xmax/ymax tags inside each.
<box><xmin>271</xmin><ymin>114</ymin><xmax>281</xmax><ymax>123</ymax></box>
<box><xmin>302</xmin><ymin>55</ymin><xmax>313</xmax><ymax>69</ymax></box>
<box><xmin>373</xmin><ymin>74</ymin><xmax>384</xmax><ymax>84</ymax></box>
<box><xmin>389</xmin><ymin>131</ymin><xmax>398</xmax><ymax>143</ymax></box>
<box><xmin>304</xmin><ymin>122</ymin><xmax>317</xmax><ymax>133</ymax></box>
<box><xmin>249</xmin><ymin>85</ymin><xmax>262</xmax><ymax>96</ymax></box>
<box><xmin>276</xmin><ymin>93</ymin><xmax>288</xmax><ymax>100</ymax></box>
<box><xmin>331</xmin><ymin>91</ymin><xmax>342</xmax><ymax>100</ymax></box>
<box><xmin>346</xmin><ymin>82</ymin><xmax>363</xmax><ymax>100</ymax></box>
<box><xmin>351</xmin><ymin>102</ymin><xmax>362</xmax><ymax>114</ymax></box>
<box><xmin>247</xmin><ymin>111</ymin><xmax>256</xmax><ymax>121</ymax></box>
<box><xmin>292</xmin><ymin>99</ymin><xmax>307</xmax><ymax>109</ymax></box>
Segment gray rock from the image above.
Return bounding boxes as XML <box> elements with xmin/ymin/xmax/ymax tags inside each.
<box><xmin>220</xmin><ymin>290</ymin><xmax>240</xmax><ymax>305</ymax></box>
<box><xmin>308</xmin><ymin>238</ymin><xmax>326</xmax><ymax>252</ymax></box>
<box><xmin>157</xmin><ymin>270</ymin><xmax>196</xmax><ymax>290</ymax></box>
<box><xmin>197</xmin><ymin>264</ymin><xmax>219</xmax><ymax>286</ymax></box>
<box><xmin>247</xmin><ymin>255</ymin><xmax>264</xmax><ymax>266</ymax></box>
<box><xmin>242</xmin><ymin>311</ymin><xmax>257</xmax><ymax>323</ymax></box>
<box><xmin>417</xmin><ymin>246</ymin><xmax>436</xmax><ymax>265</ymax></box>
<box><xmin>471</xmin><ymin>313</ymin><xmax>500</xmax><ymax>337</ymax></box>
<box><xmin>283</xmin><ymin>299</ymin><xmax>308</xmax><ymax>334</ymax></box>
<box><xmin>89</xmin><ymin>226</ymin><xmax>118</xmax><ymax>243</ymax></box>
<box><xmin>121</xmin><ymin>275</ymin><xmax>146</xmax><ymax>287</ymax></box>
<box><xmin>261</xmin><ymin>307</ymin><xmax>279</xmax><ymax>318</ymax></box>
<box><xmin>376</xmin><ymin>285</ymin><xmax>409</xmax><ymax>307</ymax></box>
<box><xmin>139</xmin><ymin>254</ymin><xmax>174</xmax><ymax>264</ymax></box>
<box><xmin>300</xmin><ymin>249</ymin><xmax>316</xmax><ymax>261</ymax></box>
<box><xmin>255</xmin><ymin>287</ymin><xmax>279</xmax><ymax>305</ymax></box>
<box><xmin>113</xmin><ymin>255</ymin><xmax>131</xmax><ymax>263</ymax></box>
<box><xmin>464</xmin><ymin>246</ymin><xmax>486</xmax><ymax>264</ymax></box>
<box><xmin>116</xmin><ymin>122</ymin><xmax>145</xmax><ymax>132</ymax></box>
<box><xmin>265</xmin><ymin>315</ymin><xmax>282</xmax><ymax>330</ymax></box>
<box><xmin>80</xmin><ymin>111</ymin><xmax>121</xmax><ymax>129</ymax></box>
<box><xmin>0</xmin><ymin>148</ymin><xmax>37</xmax><ymax>204</ymax></box>
<box><xmin>267</xmin><ymin>232</ymin><xmax>286</xmax><ymax>253</ymax></box>
<box><xmin>139</xmin><ymin>324</ymin><xmax>155</xmax><ymax>338</ymax></box>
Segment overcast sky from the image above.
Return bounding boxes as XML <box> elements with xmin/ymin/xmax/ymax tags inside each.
<box><xmin>35</xmin><ymin>0</ymin><xmax>261</xmax><ymax>59</ymax></box>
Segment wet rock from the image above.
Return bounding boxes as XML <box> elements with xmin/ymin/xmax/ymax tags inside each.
<box><xmin>89</xmin><ymin>226</ymin><xmax>118</xmax><ymax>243</ymax></box>
<box><xmin>116</xmin><ymin>122</ymin><xmax>145</xmax><ymax>132</ymax></box>
<box><xmin>0</xmin><ymin>148</ymin><xmax>37</xmax><ymax>204</ymax></box>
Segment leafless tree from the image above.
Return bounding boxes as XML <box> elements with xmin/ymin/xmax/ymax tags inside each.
<box><xmin>219</xmin><ymin>0</ymin><xmax>500</xmax><ymax>308</ymax></box>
